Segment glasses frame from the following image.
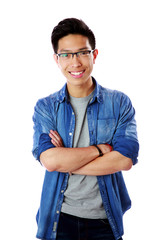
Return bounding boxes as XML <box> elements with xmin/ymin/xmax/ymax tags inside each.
<box><xmin>56</xmin><ymin>49</ymin><xmax>95</xmax><ymax>60</ymax></box>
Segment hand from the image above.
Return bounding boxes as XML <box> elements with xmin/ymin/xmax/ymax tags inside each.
<box><xmin>49</xmin><ymin>130</ymin><xmax>64</xmax><ymax>147</ymax></box>
<box><xmin>97</xmin><ymin>144</ymin><xmax>113</xmax><ymax>155</ymax></box>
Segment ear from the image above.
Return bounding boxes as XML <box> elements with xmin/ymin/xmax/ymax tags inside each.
<box><xmin>93</xmin><ymin>49</ymin><xmax>98</xmax><ymax>64</ymax></box>
<box><xmin>53</xmin><ymin>54</ymin><xmax>59</xmax><ymax>65</ymax></box>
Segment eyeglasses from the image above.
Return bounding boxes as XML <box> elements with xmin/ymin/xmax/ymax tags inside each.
<box><xmin>56</xmin><ymin>50</ymin><xmax>95</xmax><ymax>61</ymax></box>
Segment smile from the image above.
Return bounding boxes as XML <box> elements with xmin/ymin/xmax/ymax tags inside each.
<box><xmin>69</xmin><ymin>70</ymin><xmax>85</xmax><ymax>78</ymax></box>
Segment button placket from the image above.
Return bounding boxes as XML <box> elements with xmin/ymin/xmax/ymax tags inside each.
<box><xmin>68</xmin><ymin>107</ymin><xmax>75</xmax><ymax>147</ymax></box>
<box><xmin>52</xmin><ymin>174</ymin><xmax>68</xmax><ymax>234</ymax></box>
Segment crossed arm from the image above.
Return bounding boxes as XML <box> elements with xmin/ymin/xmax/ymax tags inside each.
<box><xmin>40</xmin><ymin>130</ymin><xmax>133</xmax><ymax>176</ymax></box>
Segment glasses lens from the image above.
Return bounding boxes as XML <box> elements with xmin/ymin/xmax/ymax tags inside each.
<box><xmin>59</xmin><ymin>53</ymin><xmax>69</xmax><ymax>58</ymax></box>
<box><xmin>57</xmin><ymin>50</ymin><xmax>93</xmax><ymax>61</ymax></box>
<box><xmin>78</xmin><ymin>51</ymin><xmax>91</xmax><ymax>57</ymax></box>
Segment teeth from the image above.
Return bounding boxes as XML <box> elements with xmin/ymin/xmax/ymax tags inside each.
<box><xmin>70</xmin><ymin>71</ymin><xmax>83</xmax><ymax>76</ymax></box>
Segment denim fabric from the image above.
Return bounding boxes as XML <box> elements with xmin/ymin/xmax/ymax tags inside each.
<box><xmin>56</xmin><ymin>212</ymin><xmax>122</xmax><ymax>240</ymax></box>
<box><xmin>32</xmin><ymin>78</ymin><xmax>139</xmax><ymax>240</ymax></box>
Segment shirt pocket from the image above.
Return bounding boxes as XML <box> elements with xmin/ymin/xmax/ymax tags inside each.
<box><xmin>97</xmin><ymin>119</ymin><xmax>116</xmax><ymax>144</ymax></box>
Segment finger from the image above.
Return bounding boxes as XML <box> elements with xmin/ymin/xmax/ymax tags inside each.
<box><xmin>50</xmin><ymin>130</ymin><xmax>61</xmax><ymax>141</ymax></box>
<box><xmin>51</xmin><ymin>136</ymin><xmax>63</xmax><ymax>147</ymax></box>
<box><xmin>49</xmin><ymin>130</ymin><xmax>64</xmax><ymax>147</ymax></box>
<box><xmin>51</xmin><ymin>138</ymin><xmax>62</xmax><ymax>147</ymax></box>
<box><xmin>53</xmin><ymin>132</ymin><xmax>63</xmax><ymax>146</ymax></box>
<box><xmin>54</xmin><ymin>131</ymin><xmax>64</xmax><ymax>145</ymax></box>
<box><xmin>51</xmin><ymin>135</ymin><xmax>61</xmax><ymax>146</ymax></box>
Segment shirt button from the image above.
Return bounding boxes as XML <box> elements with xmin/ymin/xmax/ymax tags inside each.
<box><xmin>56</xmin><ymin>210</ymin><xmax>60</xmax><ymax>214</ymax></box>
<box><xmin>61</xmin><ymin>190</ymin><xmax>64</xmax><ymax>193</ymax></box>
<box><xmin>69</xmin><ymin>132</ymin><xmax>72</xmax><ymax>136</ymax></box>
<box><xmin>72</xmin><ymin>112</ymin><xmax>74</xmax><ymax>115</ymax></box>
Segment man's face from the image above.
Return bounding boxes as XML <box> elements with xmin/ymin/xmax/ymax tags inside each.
<box><xmin>54</xmin><ymin>34</ymin><xmax>98</xmax><ymax>88</ymax></box>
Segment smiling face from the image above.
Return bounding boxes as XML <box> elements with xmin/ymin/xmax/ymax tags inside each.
<box><xmin>54</xmin><ymin>34</ymin><xmax>98</xmax><ymax>96</ymax></box>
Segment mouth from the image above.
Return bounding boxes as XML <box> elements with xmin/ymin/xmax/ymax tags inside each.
<box><xmin>69</xmin><ymin>70</ymin><xmax>85</xmax><ymax>78</ymax></box>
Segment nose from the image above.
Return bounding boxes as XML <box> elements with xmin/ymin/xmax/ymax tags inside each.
<box><xmin>70</xmin><ymin>54</ymin><xmax>82</xmax><ymax>67</ymax></box>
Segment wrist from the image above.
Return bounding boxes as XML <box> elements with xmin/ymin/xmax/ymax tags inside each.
<box><xmin>93</xmin><ymin>145</ymin><xmax>103</xmax><ymax>157</ymax></box>
<box><xmin>105</xmin><ymin>144</ymin><xmax>113</xmax><ymax>152</ymax></box>
<box><xmin>97</xmin><ymin>143</ymin><xmax>113</xmax><ymax>155</ymax></box>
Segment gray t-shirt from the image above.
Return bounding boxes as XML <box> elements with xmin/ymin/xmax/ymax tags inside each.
<box><xmin>61</xmin><ymin>91</ymin><xmax>107</xmax><ymax>219</ymax></box>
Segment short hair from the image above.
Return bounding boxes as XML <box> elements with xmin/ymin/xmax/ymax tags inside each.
<box><xmin>51</xmin><ymin>18</ymin><xmax>96</xmax><ymax>53</ymax></box>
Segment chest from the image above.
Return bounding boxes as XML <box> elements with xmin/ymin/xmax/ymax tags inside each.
<box><xmin>56</xmin><ymin>101</ymin><xmax>117</xmax><ymax>146</ymax></box>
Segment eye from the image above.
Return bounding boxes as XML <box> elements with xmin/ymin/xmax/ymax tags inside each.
<box><xmin>80</xmin><ymin>51</ymin><xmax>89</xmax><ymax>56</ymax></box>
<box><xmin>79</xmin><ymin>51</ymin><xmax>91</xmax><ymax>57</ymax></box>
<box><xmin>59</xmin><ymin>53</ymin><xmax>69</xmax><ymax>58</ymax></box>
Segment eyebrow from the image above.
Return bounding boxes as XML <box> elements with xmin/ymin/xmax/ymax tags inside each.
<box><xmin>58</xmin><ymin>47</ymin><xmax>90</xmax><ymax>53</ymax></box>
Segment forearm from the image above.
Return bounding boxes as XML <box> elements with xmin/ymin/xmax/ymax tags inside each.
<box><xmin>41</xmin><ymin>130</ymin><xmax>113</xmax><ymax>173</ymax></box>
<box><xmin>72</xmin><ymin>151</ymin><xmax>133</xmax><ymax>176</ymax></box>
<box><xmin>40</xmin><ymin>146</ymin><xmax>99</xmax><ymax>172</ymax></box>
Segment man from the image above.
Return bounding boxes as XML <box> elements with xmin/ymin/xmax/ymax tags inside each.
<box><xmin>32</xmin><ymin>18</ymin><xmax>139</xmax><ymax>240</ymax></box>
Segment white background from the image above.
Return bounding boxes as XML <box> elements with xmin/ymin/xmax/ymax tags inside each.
<box><xmin>0</xmin><ymin>0</ymin><xmax>160</xmax><ymax>239</ymax></box>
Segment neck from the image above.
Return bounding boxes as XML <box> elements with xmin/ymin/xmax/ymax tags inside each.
<box><xmin>67</xmin><ymin>77</ymin><xmax>95</xmax><ymax>98</ymax></box>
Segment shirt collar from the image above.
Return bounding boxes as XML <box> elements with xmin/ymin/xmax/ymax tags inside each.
<box><xmin>92</xmin><ymin>77</ymin><xmax>103</xmax><ymax>103</ymax></box>
<box><xmin>56</xmin><ymin>77</ymin><xmax>103</xmax><ymax>104</ymax></box>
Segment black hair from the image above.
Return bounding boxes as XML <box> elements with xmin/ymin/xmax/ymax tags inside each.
<box><xmin>51</xmin><ymin>18</ymin><xmax>96</xmax><ymax>53</ymax></box>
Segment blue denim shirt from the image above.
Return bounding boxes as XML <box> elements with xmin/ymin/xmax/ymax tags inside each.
<box><xmin>32</xmin><ymin>78</ymin><xmax>139</xmax><ymax>240</ymax></box>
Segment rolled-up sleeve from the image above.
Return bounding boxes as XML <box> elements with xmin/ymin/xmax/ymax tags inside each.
<box><xmin>32</xmin><ymin>98</ymin><xmax>56</xmax><ymax>161</ymax></box>
<box><xmin>112</xmin><ymin>93</ymin><xmax>139</xmax><ymax>165</ymax></box>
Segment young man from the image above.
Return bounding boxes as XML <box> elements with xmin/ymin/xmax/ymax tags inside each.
<box><xmin>32</xmin><ymin>18</ymin><xmax>139</xmax><ymax>240</ymax></box>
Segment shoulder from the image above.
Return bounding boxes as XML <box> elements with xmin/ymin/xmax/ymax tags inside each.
<box><xmin>34</xmin><ymin>89</ymin><xmax>62</xmax><ymax>113</ymax></box>
<box><xmin>99</xmin><ymin>85</ymin><xmax>130</xmax><ymax>105</ymax></box>
<box><xmin>35</xmin><ymin>82</ymin><xmax>67</xmax><ymax>109</ymax></box>
<box><xmin>37</xmin><ymin>91</ymin><xmax>59</xmax><ymax>105</ymax></box>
